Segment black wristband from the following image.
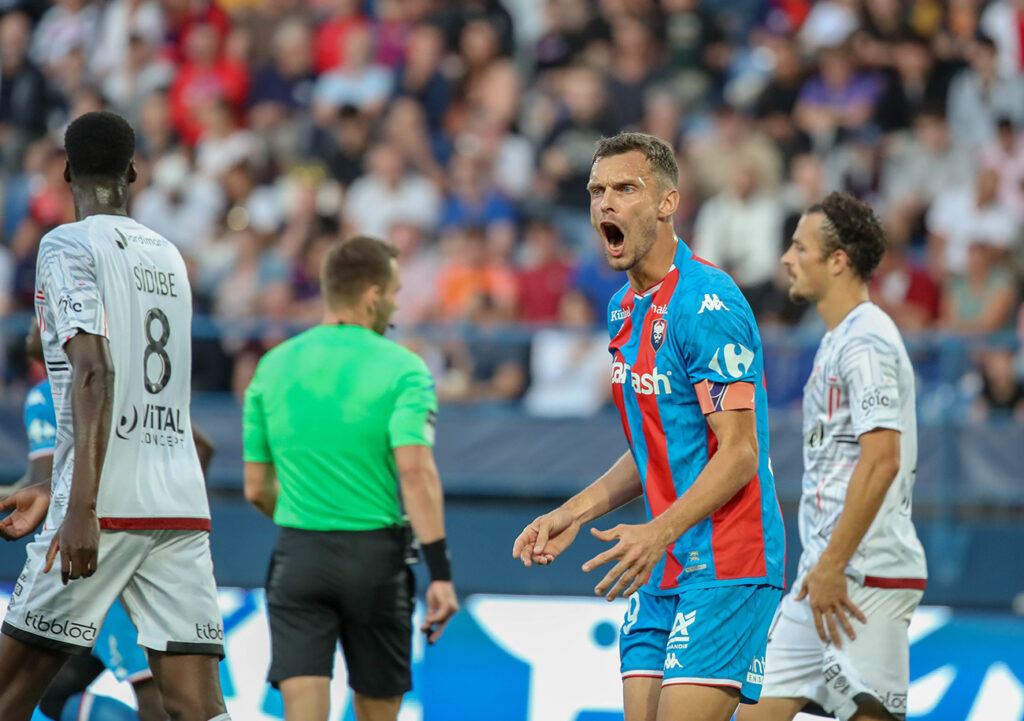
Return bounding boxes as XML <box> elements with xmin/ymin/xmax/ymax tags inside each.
<box><xmin>421</xmin><ymin>539</ymin><xmax>452</xmax><ymax>582</ymax></box>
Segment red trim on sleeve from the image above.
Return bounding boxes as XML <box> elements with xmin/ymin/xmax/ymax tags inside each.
<box><xmin>693</xmin><ymin>380</ymin><xmax>756</xmax><ymax>414</ymax></box>
<box><xmin>863</xmin><ymin>575</ymin><xmax>927</xmax><ymax>590</ymax></box>
<box><xmin>99</xmin><ymin>517</ymin><xmax>211</xmax><ymax>532</ymax></box>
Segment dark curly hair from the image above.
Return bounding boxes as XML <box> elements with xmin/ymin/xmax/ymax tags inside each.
<box><xmin>592</xmin><ymin>132</ymin><xmax>678</xmax><ymax>190</ymax></box>
<box><xmin>64</xmin><ymin>111</ymin><xmax>135</xmax><ymax>179</ymax></box>
<box><xmin>808</xmin><ymin>192</ymin><xmax>886</xmax><ymax>281</ymax></box>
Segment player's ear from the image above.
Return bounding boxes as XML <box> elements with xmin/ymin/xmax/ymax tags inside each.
<box><xmin>829</xmin><ymin>248</ymin><xmax>851</xmax><ymax>277</ymax></box>
<box><xmin>127</xmin><ymin>159</ymin><xmax>138</xmax><ymax>184</ymax></box>
<box><xmin>657</xmin><ymin>187</ymin><xmax>679</xmax><ymax>221</ymax></box>
<box><xmin>63</xmin><ymin>160</ymin><xmax>71</xmax><ymax>184</ymax></box>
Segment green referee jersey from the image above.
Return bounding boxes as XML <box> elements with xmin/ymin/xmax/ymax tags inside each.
<box><xmin>242</xmin><ymin>324</ymin><xmax>438</xmax><ymax>531</ymax></box>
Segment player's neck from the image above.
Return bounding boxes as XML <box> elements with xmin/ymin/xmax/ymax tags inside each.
<box><xmin>626</xmin><ymin>226</ymin><xmax>677</xmax><ymax>294</ymax></box>
<box><xmin>72</xmin><ymin>184</ymin><xmax>130</xmax><ymax>221</ymax></box>
<box><xmin>323</xmin><ymin>308</ymin><xmax>371</xmax><ymax>330</ymax></box>
<box><xmin>817</xmin><ymin>281</ymin><xmax>870</xmax><ymax>331</ymax></box>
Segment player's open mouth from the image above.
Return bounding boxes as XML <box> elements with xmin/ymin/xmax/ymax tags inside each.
<box><xmin>601</xmin><ymin>221</ymin><xmax>625</xmax><ymax>257</ymax></box>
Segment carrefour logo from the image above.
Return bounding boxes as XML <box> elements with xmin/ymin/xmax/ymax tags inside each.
<box><xmin>611</xmin><ymin>361</ymin><xmax>672</xmax><ymax>395</ymax></box>
<box><xmin>708</xmin><ymin>343</ymin><xmax>755</xmax><ymax>379</ymax></box>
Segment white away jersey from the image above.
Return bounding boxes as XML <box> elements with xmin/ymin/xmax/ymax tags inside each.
<box><xmin>798</xmin><ymin>303</ymin><xmax>926</xmax><ymax>586</ymax></box>
<box><xmin>35</xmin><ymin>214</ymin><xmax>209</xmax><ymax>530</ymax></box>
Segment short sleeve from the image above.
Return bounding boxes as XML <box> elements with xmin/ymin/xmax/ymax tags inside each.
<box><xmin>24</xmin><ymin>385</ymin><xmax>56</xmax><ymax>459</ymax></box>
<box><xmin>677</xmin><ymin>280</ymin><xmax>760</xmax><ymax>414</ymax></box>
<box><xmin>838</xmin><ymin>334</ymin><xmax>902</xmax><ymax>438</ymax></box>
<box><xmin>388</xmin><ymin>358</ymin><xmax>439</xmax><ymax>448</ymax></box>
<box><xmin>242</xmin><ymin>370</ymin><xmax>272</xmax><ymax>463</ymax></box>
<box><xmin>36</xmin><ymin>235</ymin><xmax>107</xmax><ymax>345</ymax></box>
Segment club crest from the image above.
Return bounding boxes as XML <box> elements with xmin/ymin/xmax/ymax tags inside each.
<box><xmin>651</xmin><ymin>318</ymin><xmax>667</xmax><ymax>352</ymax></box>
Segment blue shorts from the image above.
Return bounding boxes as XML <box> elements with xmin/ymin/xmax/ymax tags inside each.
<box><xmin>620</xmin><ymin>583</ymin><xmax>781</xmax><ymax>704</ymax></box>
<box><xmin>94</xmin><ymin>600</ymin><xmax>151</xmax><ymax>683</ymax></box>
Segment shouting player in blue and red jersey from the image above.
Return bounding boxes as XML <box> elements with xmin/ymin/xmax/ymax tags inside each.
<box><xmin>513</xmin><ymin>132</ymin><xmax>785</xmax><ymax>721</ymax></box>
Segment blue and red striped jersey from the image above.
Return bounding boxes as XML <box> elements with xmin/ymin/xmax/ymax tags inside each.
<box><xmin>607</xmin><ymin>240</ymin><xmax>785</xmax><ymax>594</ymax></box>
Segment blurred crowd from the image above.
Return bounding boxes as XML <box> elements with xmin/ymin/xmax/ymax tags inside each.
<box><xmin>1</xmin><ymin>0</ymin><xmax>1024</xmax><ymax>417</ymax></box>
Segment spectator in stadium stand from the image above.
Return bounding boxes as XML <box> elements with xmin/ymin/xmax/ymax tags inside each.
<box><xmin>100</xmin><ymin>34</ymin><xmax>176</xmax><ymax>127</ymax></box>
<box><xmin>168</xmin><ymin>20</ymin><xmax>249</xmax><ymax>146</ymax></box>
<box><xmin>522</xmin><ymin>289</ymin><xmax>610</xmax><ymax>417</ymax></box>
<box><xmin>939</xmin><ymin>233</ymin><xmax>1019</xmax><ymax>335</ymax></box>
<box><xmin>243</xmin><ymin>235</ymin><xmax>458</xmax><ymax>721</ymax></box>
<box><xmin>604</xmin><ymin>14</ymin><xmax>669</xmax><ymax>131</ymax></box>
<box><xmin>306</xmin><ymin>104</ymin><xmax>373</xmax><ymax>187</ymax></box>
<box><xmin>872</xmin><ymin>33</ymin><xmax>952</xmax><ymax>134</ymax></box>
<box><xmin>29</xmin><ymin>0</ymin><xmax>100</xmax><ymax>78</ymax></box>
<box><xmin>390</xmin><ymin>220</ymin><xmax>441</xmax><ymax>327</ymax></box>
<box><xmin>132</xmin><ymin>151</ymin><xmax>223</xmax><ymax>261</ymax></box>
<box><xmin>692</xmin><ymin>164</ymin><xmax>786</xmax><ymax>317</ymax></box>
<box><xmin>438</xmin><ymin>150</ymin><xmax>517</xmax><ymax>243</ymax></box>
<box><xmin>246</xmin><ymin>19</ymin><xmax>317</xmax><ymax>136</ymax></box>
<box><xmin>135</xmin><ymin>91</ymin><xmax>180</xmax><ymax>158</ymax></box>
<box><xmin>925</xmin><ymin>165</ymin><xmax>1019</xmax><ymax>279</ymax></box>
<box><xmin>688</xmin><ymin>104</ymin><xmax>783</xmax><ymax>198</ymax></box>
<box><xmin>978</xmin><ymin>117</ymin><xmax>1024</xmax><ymax>223</ymax></box>
<box><xmin>879</xmin><ymin>103</ymin><xmax>973</xmax><ymax>229</ymax></box>
<box><xmin>380</xmin><ymin>97</ymin><xmax>445</xmax><ymax>185</ymax></box>
<box><xmin>312</xmin><ymin>0</ymin><xmax>370</xmax><ymax>75</ymax></box>
<box><xmin>536</xmin><ymin>65</ymin><xmax>616</xmax><ymax>249</ymax></box>
<box><xmin>90</xmin><ymin>0</ymin><xmax>164</xmax><ymax>84</ymax></box>
<box><xmin>344</xmin><ymin>142</ymin><xmax>440</xmax><ymax>239</ymax></box>
<box><xmin>794</xmin><ymin>43</ymin><xmax>883</xmax><ymax>149</ymax></box>
<box><xmin>516</xmin><ymin>215</ymin><xmax>573</xmax><ymax>323</ymax></box>
<box><xmin>868</xmin><ymin>224</ymin><xmax>941</xmax><ymax>330</ymax></box>
<box><xmin>312</xmin><ymin>22</ymin><xmax>393</xmax><ymax>122</ymax></box>
<box><xmin>435</xmin><ymin>225</ymin><xmax>516</xmax><ymax>321</ymax></box>
<box><xmin>0</xmin><ymin>12</ymin><xmax>49</xmax><ymax>171</ymax></box>
<box><xmin>661</xmin><ymin>0</ymin><xmax>731</xmax><ymax>103</ymax></box>
<box><xmin>392</xmin><ymin>22</ymin><xmax>452</xmax><ymax>133</ymax></box>
<box><xmin>946</xmin><ymin>34</ymin><xmax>1024</xmax><ymax>150</ymax></box>
<box><xmin>440</xmin><ymin>291</ymin><xmax>528</xmax><ymax>403</ymax></box>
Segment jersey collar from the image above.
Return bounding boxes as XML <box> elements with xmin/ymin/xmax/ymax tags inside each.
<box><xmin>633</xmin><ymin>238</ymin><xmax>691</xmax><ymax>298</ymax></box>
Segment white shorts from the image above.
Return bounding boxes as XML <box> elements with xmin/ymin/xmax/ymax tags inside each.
<box><xmin>760</xmin><ymin>581</ymin><xmax>922</xmax><ymax>720</ymax></box>
<box><xmin>2</xmin><ymin>528</ymin><xmax>223</xmax><ymax>657</ymax></box>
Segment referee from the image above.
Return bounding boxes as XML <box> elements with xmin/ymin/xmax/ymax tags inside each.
<box><xmin>242</xmin><ymin>235</ymin><xmax>459</xmax><ymax>721</ymax></box>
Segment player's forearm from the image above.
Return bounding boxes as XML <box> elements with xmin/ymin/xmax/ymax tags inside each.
<box><xmin>399</xmin><ymin>464</ymin><xmax>446</xmax><ymax>545</ymax></box>
<box><xmin>69</xmin><ymin>360</ymin><xmax>114</xmax><ymax>512</ymax></box>
<box><xmin>561</xmin><ymin>452</ymin><xmax>643</xmax><ymax>525</ymax></box>
<box><xmin>818</xmin><ymin>453</ymin><xmax>900</xmax><ymax>570</ymax></box>
<box><xmin>649</xmin><ymin>441</ymin><xmax>757</xmax><ymax>542</ymax></box>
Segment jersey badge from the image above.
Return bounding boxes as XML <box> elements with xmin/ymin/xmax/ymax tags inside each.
<box><xmin>651</xmin><ymin>318</ymin><xmax>667</xmax><ymax>352</ymax></box>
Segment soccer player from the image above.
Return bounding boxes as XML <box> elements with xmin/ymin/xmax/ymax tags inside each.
<box><xmin>1</xmin><ymin>323</ymin><xmax>167</xmax><ymax>721</ymax></box>
<box><xmin>513</xmin><ymin>132</ymin><xmax>785</xmax><ymax>721</ymax></box>
<box><xmin>242</xmin><ymin>235</ymin><xmax>459</xmax><ymax>721</ymax></box>
<box><xmin>0</xmin><ymin>111</ymin><xmax>231</xmax><ymax>721</ymax></box>
<box><xmin>737</xmin><ymin>192</ymin><xmax>927</xmax><ymax>721</ymax></box>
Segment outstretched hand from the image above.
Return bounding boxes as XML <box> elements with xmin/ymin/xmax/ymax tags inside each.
<box><xmin>0</xmin><ymin>482</ymin><xmax>51</xmax><ymax>541</ymax></box>
<box><xmin>512</xmin><ymin>508</ymin><xmax>580</xmax><ymax>567</ymax></box>
<box><xmin>582</xmin><ymin>522</ymin><xmax>671</xmax><ymax>601</ymax></box>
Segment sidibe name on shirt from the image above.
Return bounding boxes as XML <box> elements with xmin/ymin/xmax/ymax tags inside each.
<box><xmin>133</xmin><ymin>266</ymin><xmax>178</xmax><ymax>297</ymax></box>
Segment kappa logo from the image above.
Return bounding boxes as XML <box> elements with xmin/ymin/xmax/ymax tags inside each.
<box><xmin>669</xmin><ymin>610</ymin><xmax>696</xmax><ymax>642</ymax></box>
<box><xmin>651</xmin><ymin>318</ymin><xmax>667</xmax><ymax>352</ymax></box>
<box><xmin>697</xmin><ymin>293</ymin><xmax>729</xmax><ymax>314</ymax></box>
<box><xmin>114</xmin><ymin>228</ymin><xmax>129</xmax><ymax>250</ymax></box>
<box><xmin>664</xmin><ymin>652</ymin><xmax>684</xmax><ymax>670</ymax></box>
<box><xmin>709</xmin><ymin>343</ymin><xmax>755</xmax><ymax>379</ymax></box>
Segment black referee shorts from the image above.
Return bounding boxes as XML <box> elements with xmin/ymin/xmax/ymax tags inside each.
<box><xmin>265</xmin><ymin>525</ymin><xmax>415</xmax><ymax>698</ymax></box>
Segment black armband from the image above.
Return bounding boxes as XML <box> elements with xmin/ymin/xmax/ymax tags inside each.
<box><xmin>421</xmin><ymin>538</ymin><xmax>452</xmax><ymax>582</ymax></box>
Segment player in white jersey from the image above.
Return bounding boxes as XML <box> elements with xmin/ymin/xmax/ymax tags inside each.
<box><xmin>738</xmin><ymin>192</ymin><xmax>926</xmax><ymax>721</ymax></box>
<box><xmin>0</xmin><ymin>112</ymin><xmax>232</xmax><ymax>721</ymax></box>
